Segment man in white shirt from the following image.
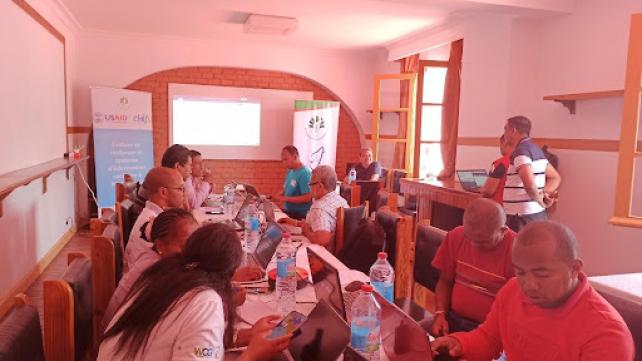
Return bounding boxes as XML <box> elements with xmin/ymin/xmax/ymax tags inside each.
<box><xmin>183</xmin><ymin>150</ymin><xmax>215</xmax><ymax>210</ymax></box>
<box><xmin>279</xmin><ymin>165</ymin><xmax>348</xmax><ymax>252</ymax></box>
<box><xmin>124</xmin><ymin>167</ymin><xmax>185</xmax><ymax>273</ymax></box>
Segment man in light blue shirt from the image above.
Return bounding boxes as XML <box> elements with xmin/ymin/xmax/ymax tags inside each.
<box><xmin>272</xmin><ymin>145</ymin><xmax>312</xmax><ymax>219</ymax></box>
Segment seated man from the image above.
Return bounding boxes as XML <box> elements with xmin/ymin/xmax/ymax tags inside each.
<box><xmin>346</xmin><ymin>147</ymin><xmax>382</xmax><ymax>182</ymax></box>
<box><xmin>432</xmin><ymin>221</ymin><xmax>634</xmax><ymax>360</ymax></box>
<box><xmin>279</xmin><ymin>165</ymin><xmax>348</xmax><ymax>252</ymax></box>
<box><xmin>124</xmin><ymin>167</ymin><xmax>185</xmax><ymax>273</ymax></box>
<box><xmin>101</xmin><ymin>208</ymin><xmax>198</xmax><ymax>333</ymax></box>
<box><xmin>431</xmin><ymin>198</ymin><xmax>516</xmax><ymax>336</ymax></box>
<box><xmin>272</xmin><ymin>145</ymin><xmax>313</xmax><ymax>219</ymax></box>
<box><xmin>183</xmin><ymin>150</ymin><xmax>215</xmax><ymax>210</ymax></box>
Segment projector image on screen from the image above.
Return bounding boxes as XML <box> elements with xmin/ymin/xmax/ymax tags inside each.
<box><xmin>172</xmin><ymin>97</ymin><xmax>261</xmax><ymax>146</ymax></box>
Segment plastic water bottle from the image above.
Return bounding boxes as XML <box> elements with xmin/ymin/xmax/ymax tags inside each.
<box><xmin>224</xmin><ymin>184</ymin><xmax>235</xmax><ymax>219</ymax></box>
<box><xmin>244</xmin><ymin>202</ymin><xmax>260</xmax><ymax>253</ymax></box>
<box><xmin>350</xmin><ymin>284</ymin><xmax>381</xmax><ymax>360</ymax></box>
<box><xmin>369</xmin><ymin>252</ymin><xmax>395</xmax><ymax>303</ymax></box>
<box><xmin>275</xmin><ymin>232</ymin><xmax>296</xmax><ymax>315</ymax></box>
<box><xmin>348</xmin><ymin>167</ymin><xmax>357</xmax><ymax>184</ymax></box>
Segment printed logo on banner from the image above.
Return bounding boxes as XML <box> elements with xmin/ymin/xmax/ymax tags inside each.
<box><xmin>305</xmin><ymin>115</ymin><xmax>327</xmax><ymax>140</ymax></box>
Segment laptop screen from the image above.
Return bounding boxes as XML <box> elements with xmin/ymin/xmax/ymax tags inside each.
<box><xmin>456</xmin><ymin>169</ymin><xmax>488</xmax><ymax>187</ymax></box>
<box><xmin>253</xmin><ymin>222</ymin><xmax>283</xmax><ymax>269</ymax></box>
<box><xmin>307</xmin><ymin>248</ymin><xmax>347</xmax><ymax>321</ymax></box>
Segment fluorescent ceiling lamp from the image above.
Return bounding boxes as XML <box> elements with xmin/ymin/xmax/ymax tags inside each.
<box><xmin>244</xmin><ymin>14</ymin><xmax>299</xmax><ymax>35</ymax></box>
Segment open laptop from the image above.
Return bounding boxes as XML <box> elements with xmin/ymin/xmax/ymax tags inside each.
<box><xmin>456</xmin><ymin>169</ymin><xmax>488</xmax><ymax>193</ymax></box>
<box><xmin>251</xmin><ymin>222</ymin><xmax>283</xmax><ymax>272</ymax></box>
<box><xmin>225</xmin><ymin>194</ymin><xmax>258</xmax><ymax>231</ymax></box>
<box><xmin>307</xmin><ymin>247</ymin><xmax>348</xmax><ymax>320</ymax></box>
<box><xmin>243</xmin><ymin>183</ymin><xmax>261</xmax><ymax>197</ymax></box>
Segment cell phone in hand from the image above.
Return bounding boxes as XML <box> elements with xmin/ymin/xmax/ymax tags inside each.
<box><xmin>269</xmin><ymin>311</ymin><xmax>307</xmax><ymax>339</ymax></box>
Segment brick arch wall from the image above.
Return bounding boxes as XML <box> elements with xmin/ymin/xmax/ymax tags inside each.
<box><xmin>126</xmin><ymin>67</ymin><xmax>362</xmax><ymax>195</ymax></box>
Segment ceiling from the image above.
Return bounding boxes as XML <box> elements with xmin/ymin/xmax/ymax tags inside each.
<box><xmin>57</xmin><ymin>0</ymin><xmax>571</xmax><ymax>49</ymax></box>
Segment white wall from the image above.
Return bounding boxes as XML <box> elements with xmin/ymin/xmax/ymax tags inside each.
<box><xmin>0</xmin><ymin>0</ymin><xmax>80</xmax><ymax>300</ymax></box>
<box><xmin>403</xmin><ymin>1</ymin><xmax>642</xmax><ymax>275</ymax></box>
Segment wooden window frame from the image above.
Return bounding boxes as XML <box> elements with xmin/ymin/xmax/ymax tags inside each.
<box><xmin>413</xmin><ymin>60</ymin><xmax>449</xmax><ymax>177</ymax></box>
<box><xmin>611</xmin><ymin>13</ymin><xmax>642</xmax><ymax>228</ymax></box>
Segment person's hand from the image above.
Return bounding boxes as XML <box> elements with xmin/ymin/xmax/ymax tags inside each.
<box><xmin>251</xmin><ymin>315</ymin><xmax>281</xmax><ymax>335</ymax></box>
<box><xmin>431</xmin><ymin>336</ymin><xmax>463</xmax><ymax>358</ymax></box>
<box><xmin>241</xmin><ymin>331</ymin><xmax>291</xmax><ymax>361</ymax></box>
<box><xmin>430</xmin><ymin>312</ymin><xmax>449</xmax><ymax>337</ymax></box>
<box><xmin>233</xmin><ymin>285</ymin><xmax>247</xmax><ymax>306</ymax></box>
<box><xmin>233</xmin><ymin>266</ymin><xmax>264</xmax><ymax>282</ymax></box>
<box><xmin>203</xmin><ymin>168</ymin><xmax>215</xmax><ymax>185</ymax></box>
<box><xmin>277</xmin><ymin>217</ymin><xmax>296</xmax><ymax>226</ymax></box>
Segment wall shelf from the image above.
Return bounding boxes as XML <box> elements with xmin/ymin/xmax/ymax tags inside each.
<box><xmin>543</xmin><ymin>90</ymin><xmax>624</xmax><ymax>114</ymax></box>
<box><xmin>0</xmin><ymin>156</ymin><xmax>88</xmax><ymax>217</ymax></box>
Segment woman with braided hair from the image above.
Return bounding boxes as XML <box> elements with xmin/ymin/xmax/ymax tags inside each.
<box><xmin>98</xmin><ymin>223</ymin><xmax>290</xmax><ymax>361</ymax></box>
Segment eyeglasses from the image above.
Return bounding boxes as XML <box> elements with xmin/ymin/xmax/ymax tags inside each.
<box><xmin>163</xmin><ymin>186</ymin><xmax>184</xmax><ymax>192</ymax></box>
<box><xmin>309</xmin><ymin>181</ymin><xmax>321</xmax><ymax>187</ymax></box>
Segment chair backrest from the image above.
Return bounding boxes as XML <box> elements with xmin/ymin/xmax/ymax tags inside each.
<box><xmin>44</xmin><ymin>255</ymin><xmax>94</xmax><ymax>361</ymax></box>
<box><xmin>115</xmin><ymin>183</ymin><xmax>126</xmax><ymax>203</ymax></box>
<box><xmin>92</xmin><ymin>233</ymin><xmax>119</xmax><ymax>342</ymax></box>
<box><xmin>339</xmin><ymin>184</ymin><xmax>361</xmax><ymax>207</ymax></box>
<box><xmin>116</xmin><ymin>199</ymin><xmax>137</xmax><ymax>247</ymax></box>
<box><xmin>597</xmin><ymin>291</ymin><xmax>642</xmax><ymax>361</ymax></box>
<box><xmin>413</xmin><ymin>223</ymin><xmax>447</xmax><ymax>291</ymax></box>
<box><xmin>0</xmin><ymin>296</ymin><xmax>45</xmax><ymax>361</ymax></box>
<box><xmin>390</xmin><ymin>169</ymin><xmax>407</xmax><ymax>194</ymax></box>
<box><xmin>337</xmin><ymin>218</ymin><xmax>386</xmax><ymax>275</ymax></box>
<box><xmin>335</xmin><ymin>203</ymin><xmax>368</xmax><ymax>254</ymax></box>
<box><xmin>101</xmin><ymin>224</ymin><xmax>124</xmax><ymax>283</ymax></box>
<box><xmin>376</xmin><ymin>208</ymin><xmax>413</xmax><ymax>299</ymax></box>
<box><xmin>380</xmin><ymin>167</ymin><xmax>389</xmax><ymax>189</ymax></box>
<box><xmin>357</xmin><ymin>180</ymin><xmax>383</xmax><ymax>214</ymax></box>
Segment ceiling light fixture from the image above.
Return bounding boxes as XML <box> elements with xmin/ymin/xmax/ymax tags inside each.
<box><xmin>243</xmin><ymin>14</ymin><xmax>299</xmax><ymax>35</ymax></box>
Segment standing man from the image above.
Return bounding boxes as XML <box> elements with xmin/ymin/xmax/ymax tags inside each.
<box><xmin>183</xmin><ymin>150</ymin><xmax>214</xmax><ymax>210</ymax></box>
<box><xmin>347</xmin><ymin>148</ymin><xmax>382</xmax><ymax>182</ymax></box>
<box><xmin>432</xmin><ymin>221</ymin><xmax>634</xmax><ymax>360</ymax></box>
<box><xmin>272</xmin><ymin>145</ymin><xmax>312</xmax><ymax>219</ymax></box>
<box><xmin>431</xmin><ymin>198</ymin><xmax>516</xmax><ymax>336</ymax></box>
<box><xmin>502</xmin><ymin>116</ymin><xmax>561</xmax><ymax>231</ymax></box>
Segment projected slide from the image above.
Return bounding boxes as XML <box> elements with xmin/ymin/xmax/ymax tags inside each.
<box><xmin>172</xmin><ymin>98</ymin><xmax>261</xmax><ymax>146</ymax></box>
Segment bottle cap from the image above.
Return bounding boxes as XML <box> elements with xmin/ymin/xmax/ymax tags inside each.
<box><xmin>377</xmin><ymin>252</ymin><xmax>387</xmax><ymax>259</ymax></box>
<box><xmin>283</xmin><ymin>232</ymin><xmax>291</xmax><ymax>238</ymax></box>
<box><xmin>361</xmin><ymin>284</ymin><xmax>373</xmax><ymax>292</ymax></box>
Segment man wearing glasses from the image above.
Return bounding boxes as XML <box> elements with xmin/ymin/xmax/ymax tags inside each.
<box><xmin>430</xmin><ymin>198</ymin><xmax>516</xmax><ymax>336</ymax></box>
<box><xmin>279</xmin><ymin>165</ymin><xmax>348</xmax><ymax>252</ymax></box>
<box><xmin>124</xmin><ymin>167</ymin><xmax>185</xmax><ymax>273</ymax></box>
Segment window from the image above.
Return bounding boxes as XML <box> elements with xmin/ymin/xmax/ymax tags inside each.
<box><xmin>611</xmin><ymin>13</ymin><xmax>642</xmax><ymax>228</ymax></box>
<box><xmin>415</xmin><ymin>61</ymin><xmax>448</xmax><ymax>178</ymax></box>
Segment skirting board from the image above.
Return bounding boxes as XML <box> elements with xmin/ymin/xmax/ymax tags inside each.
<box><xmin>0</xmin><ymin>225</ymin><xmax>76</xmax><ymax>319</ymax></box>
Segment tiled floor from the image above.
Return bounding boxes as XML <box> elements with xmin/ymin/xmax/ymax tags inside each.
<box><xmin>25</xmin><ymin>229</ymin><xmax>93</xmax><ymax>329</ymax></box>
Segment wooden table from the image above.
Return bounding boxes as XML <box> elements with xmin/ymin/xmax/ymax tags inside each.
<box><xmin>400</xmin><ymin>178</ymin><xmax>481</xmax><ymax>230</ymax></box>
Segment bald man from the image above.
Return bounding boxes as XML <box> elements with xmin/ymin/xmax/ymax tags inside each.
<box><xmin>124</xmin><ymin>167</ymin><xmax>185</xmax><ymax>273</ymax></box>
<box><xmin>432</xmin><ymin>221</ymin><xmax>634</xmax><ymax>361</ymax></box>
<box><xmin>430</xmin><ymin>198</ymin><xmax>516</xmax><ymax>336</ymax></box>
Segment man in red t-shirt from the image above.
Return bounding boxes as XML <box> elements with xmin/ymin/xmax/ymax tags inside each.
<box><xmin>481</xmin><ymin>135</ymin><xmax>513</xmax><ymax>204</ymax></box>
<box><xmin>432</xmin><ymin>221</ymin><xmax>634</xmax><ymax>361</ymax></box>
<box><xmin>431</xmin><ymin>198</ymin><xmax>516</xmax><ymax>336</ymax></box>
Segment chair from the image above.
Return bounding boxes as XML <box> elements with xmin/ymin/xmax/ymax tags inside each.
<box><xmin>335</xmin><ymin>203</ymin><xmax>368</xmax><ymax>255</ymax></box>
<box><xmin>393</xmin><ymin>220</ymin><xmax>446</xmax><ymax>332</ymax></box>
<box><xmin>116</xmin><ymin>199</ymin><xmax>136</xmax><ymax>248</ymax></box>
<box><xmin>597</xmin><ymin>291</ymin><xmax>642</xmax><ymax>361</ymax></box>
<box><xmin>374</xmin><ymin>208</ymin><xmax>412</xmax><ymax>280</ymax></box>
<box><xmin>44</xmin><ymin>254</ymin><xmax>94</xmax><ymax>361</ymax></box>
<box><xmin>339</xmin><ymin>183</ymin><xmax>361</xmax><ymax>207</ymax></box>
<box><xmin>0</xmin><ymin>295</ymin><xmax>45</xmax><ymax>361</ymax></box>
<box><xmin>92</xmin><ymin>224</ymin><xmax>123</xmax><ymax>341</ymax></box>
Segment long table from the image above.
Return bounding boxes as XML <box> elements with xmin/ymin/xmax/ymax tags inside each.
<box><xmin>400</xmin><ymin>178</ymin><xmax>481</xmax><ymax>230</ymax></box>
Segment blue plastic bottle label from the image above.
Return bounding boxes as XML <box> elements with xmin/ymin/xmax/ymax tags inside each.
<box><xmin>277</xmin><ymin>258</ymin><xmax>294</xmax><ymax>278</ymax></box>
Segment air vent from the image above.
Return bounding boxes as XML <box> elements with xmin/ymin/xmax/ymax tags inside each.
<box><xmin>244</xmin><ymin>14</ymin><xmax>299</xmax><ymax>35</ymax></box>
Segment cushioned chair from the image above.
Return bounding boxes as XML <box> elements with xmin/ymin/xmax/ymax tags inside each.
<box><xmin>116</xmin><ymin>199</ymin><xmax>137</xmax><ymax>248</ymax></box>
<box><xmin>339</xmin><ymin>183</ymin><xmax>361</xmax><ymax>207</ymax></box>
<box><xmin>92</xmin><ymin>224</ymin><xmax>123</xmax><ymax>341</ymax></box>
<box><xmin>375</xmin><ymin>208</ymin><xmax>412</xmax><ymax>274</ymax></box>
<box><xmin>335</xmin><ymin>203</ymin><xmax>368</xmax><ymax>255</ymax></box>
<box><xmin>392</xmin><ymin>221</ymin><xmax>447</xmax><ymax>332</ymax></box>
<box><xmin>0</xmin><ymin>295</ymin><xmax>45</xmax><ymax>361</ymax></box>
<box><xmin>44</xmin><ymin>254</ymin><xmax>94</xmax><ymax>361</ymax></box>
<box><xmin>357</xmin><ymin>180</ymin><xmax>383</xmax><ymax>215</ymax></box>
<box><xmin>597</xmin><ymin>291</ymin><xmax>642</xmax><ymax>361</ymax></box>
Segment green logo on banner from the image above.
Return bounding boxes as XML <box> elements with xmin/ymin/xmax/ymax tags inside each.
<box><xmin>306</xmin><ymin>115</ymin><xmax>326</xmax><ymax>140</ymax></box>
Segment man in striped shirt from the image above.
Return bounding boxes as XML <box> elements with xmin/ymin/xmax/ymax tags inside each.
<box><xmin>501</xmin><ymin>116</ymin><xmax>561</xmax><ymax>231</ymax></box>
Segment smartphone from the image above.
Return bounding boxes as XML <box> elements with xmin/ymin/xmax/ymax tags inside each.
<box><xmin>269</xmin><ymin>311</ymin><xmax>307</xmax><ymax>339</ymax></box>
<box><xmin>205</xmin><ymin>210</ymin><xmax>224</xmax><ymax>215</ymax></box>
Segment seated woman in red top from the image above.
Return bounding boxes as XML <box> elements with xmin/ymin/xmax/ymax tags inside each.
<box><xmin>432</xmin><ymin>221</ymin><xmax>634</xmax><ymax>361</ymax></box>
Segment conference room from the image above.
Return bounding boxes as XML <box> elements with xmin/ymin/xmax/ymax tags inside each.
<box><xmin>1</xmin><ymin>0</ymin><xmax>642</xmax><ymax>360</ymax></box>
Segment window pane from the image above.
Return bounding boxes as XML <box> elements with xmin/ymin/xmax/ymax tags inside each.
<box><xmin>421</xmin><ymin>105</ymin><xmax>442</xmax><ymax>142</ymax></box>
<box><xmin>422</xmin><ymin>67</ymin><xmax>447</xmax><ymax>104</ymax></box>
<box><xmin>419</xmin><ymin>143</ymin><xmax>444</xmax><ymax>178</ymax></box>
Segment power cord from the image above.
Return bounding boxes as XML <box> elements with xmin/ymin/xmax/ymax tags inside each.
<box><xmin>75</xmin><ymin>163</ymin><xmax>99</xmax><ymax>210</ymax></box>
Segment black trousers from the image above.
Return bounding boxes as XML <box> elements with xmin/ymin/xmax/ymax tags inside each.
<box><xmin>506</xmin><ymin>210</ymin><xmax>548</xmax><ymax>232</ymax></box>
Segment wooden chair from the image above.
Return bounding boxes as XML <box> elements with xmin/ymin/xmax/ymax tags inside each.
<box><xmin>116</xmin><ymin>199</ymin><xmax>136</xmax><ymax>248</ymax></box>
<box><xmin>92</xmin><ymin>230</ymin><xmax>120</xmax><ymax>342</ymax></box>
<box><xmin>339</xmin><ymin>183</ymin><xmax>361</xmax><ymax>207</ymax></box>
<box><xmin>0</xmin><ymin>294</ymin><xmax>45</xmax><ymax>361</ymax></box>
<box><xmin>374</xmin><ymin>208</ymin><xmax>413</xmax><ymax>295</ymax></box>
<box><xmin>335</xmin><ymin>202</ymin><xmax>368</xmax><ymax>255</ymax></box>
<box><xmin>44</xmin><ymin>254</ymin><xmax>94</xmax><ymax>361</ymax></box>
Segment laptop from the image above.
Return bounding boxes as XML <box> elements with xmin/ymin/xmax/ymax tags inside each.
<box><xmin>225</xmin><ymin>194</ymin><xmax>258</xmax><ymax>231</ymax></box>
<box><xmin>286</xmin><ymin>299</ymin><xmax>351</xmax><ymax>361</ymax></box>
<box><xmin>456</xmin><ymin>169</ymin><xmax>488</xmax><ymax>193</ymax></box>
<box><xmin>307</xmin><ymin>247</ymin><xmax>348</xmax><ymax>320</ymax></box>
<box><xmin>243</xmin><ymin>183</ymin><xmax>261</xmax><ymax>197</ymax></box>
<box><xmin>260</xmin><ymin>199</ymin><xmax>276</xmax><ymax>223</ymax></box>
<box><xmin>251</xmin><ymin>222</ymin><xmax>283</xmax><ymax>271</ymax></box>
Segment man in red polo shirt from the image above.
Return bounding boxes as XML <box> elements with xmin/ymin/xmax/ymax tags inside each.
<box><xmin>432</xmin><ymin>221</ymin><xmax>634</xmax><ymax>361</ymax></box>
<box><xmin>431</xmin><ymin>198</ymin><xmax>516</xmax><ymax>336</ymax></box>
<box><xmin>481</xmin><ymin>135</ymin><xmax>513</xmax><ymax>204</ymax></box>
